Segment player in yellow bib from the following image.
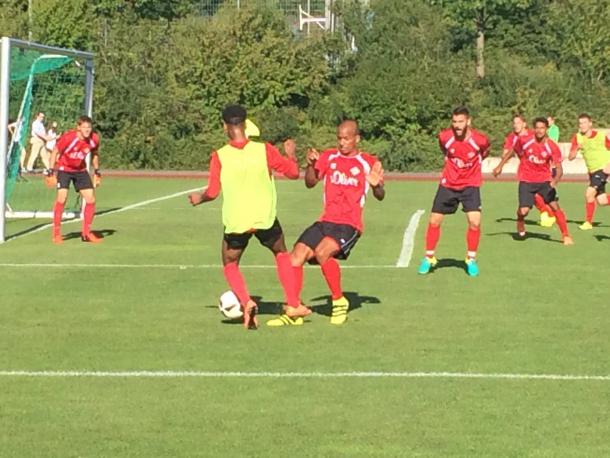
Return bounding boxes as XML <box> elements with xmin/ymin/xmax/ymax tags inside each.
<box><xmin>188</xmin><ymin>105</ymin><xmax>301</xmax><ymax>329</ymax></box>
<box><xmin>568</xmin><ymin>113</ymin><xmax>610</xmax><ymax>230</ymax></box>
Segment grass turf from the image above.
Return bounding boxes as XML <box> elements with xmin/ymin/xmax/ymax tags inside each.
<box><xmin>1</xmin><ymin>177</ymin><xmax>609</xmax><ymax>457</ymax></box>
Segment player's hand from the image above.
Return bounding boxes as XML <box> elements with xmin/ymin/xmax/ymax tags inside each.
<box><xmin>44</xmin><ymin>174</ymin><xmax>57</xmax><ymax>189</ymax></box>
<box><xmin>306</xmin><ymin>148</ymin><xmax>319</xmax><ymax>166</ymax></box>
<box><xmin>188</xmin><ymin>192</ymin><xmax>203</xmax><ymax>206</ymax></box>
<box><xmin>93</xmin><ymin>170</ymin><xmax>102</xmax><ymax>188</ymax></box>
<box><xmin>366</xmin><ymin>161</ymin><xmax>384</xmax><ymax>187</ymax></box>
<box><xmin>550</xmin><ymin>179</ymin><xmax>557</xmax><ymax>189</ymax></box>
<box><xmin>492</xmin><ymin>166</ymin><xmax>502</xmax><ymax>177</ymax></box>
<box><xmin>283</xmin><ymin>138</ymin><xmax>297</xmax><ymax>160</ymax></box>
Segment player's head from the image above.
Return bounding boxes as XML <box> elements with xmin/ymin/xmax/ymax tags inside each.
<box><xmin>578</xmin><ymin>113</ymin><xmax>592</xmax><ymax>135</ymax></box>
<box><xmin>222</xmin><ymin>105</ymin><xmax>247</xmax><ymax>139</ymax></box>
<box><xmin>451</xmin><ymin>106</ymin><xmax>470</xmax><ymax>138</ymax></box>
<box><xmin>76</xmin><ymin>115</ymin><xmax>93</xmax><ymax>139</ymax></box>
<box><xmin>533</xmin><ymin>117</ymin><xmax>548</xmax><ymax>140</ymax></box>
<box><xmin>512</xmin><ymin>114</ymin><xmax>527</xmax><ymax>134</ymax></box>
<box><xmin>336</xmin><ymin>120</ymin><xmax>360</xmax><ymax>155</ymax></box>
<box><xmin>547</xmin><ymin>115</ymin><xmax>555</xmax><ymax>125</ymax></box>
<box><xmin>36</xmin><ymin>112</ymin><xmax>45</xmax><ymax>122</ymax></box>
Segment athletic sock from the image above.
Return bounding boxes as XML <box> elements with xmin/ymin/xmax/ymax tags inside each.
<box><xmin>586</xmin><ymin>201</ymin><xmax>596</xmax><ymax>223</ymax></box>
<box><xmin>82</xmin><ymin>202</ymin><xmax>95</xmax><ymax>235</ymax></box>
<box><xmin>275</xmin><ymin>252</ymin><xmax>299</xmax><ymax>308</ymax></box>
<box><xmin>53</xmin><ymin>201</ymin><xmax>65</xmax><ymax>234</ymax></box>
<box><xmin>554</xmin><ymin>208</ymin><xmax>569</xmax><ymax>236</ymax></box>
<box><xmin>425</xmin><ymin>223</ymin><xmax>441</xmax><ymax>258</ymax></box>
<box><xmin>320</xmin><ymin>258</ymin><xmax>343</xmax><ymax>300</ymax></box>
<box><xmin>223</xmin><ymin>262</ymin><xmax>250</xmax><ymax>305</ymax></box>
<box><xmin>466</xmin><ymin>226</ymin><xmax>480</xmax><ymax>259</ymax></box>
<box><xmin>293</xmin><ymin>265</ymin><xmax>304</xmax><ymax>303</ymax></box>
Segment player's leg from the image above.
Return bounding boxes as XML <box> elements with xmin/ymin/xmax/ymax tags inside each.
<box><xmin>580</xmin><ymin>172</ymin><xmax>601</xmax><ymax>230</ymax></box>
<box><xmin>461</xmin><ymin>187</ymin><xmax>482</xmax><ymax>277</ymax></box>
<box><xmin>256</xmin><ymin>219</ymin><xmax>307</xmax><ymax>317</ymax></box>
<box><xmin>52</xmin><ymin>180</ymin><xmax>69</xmax><ymax>244</ymax></box>
<box><xmin>534</xmin><ymin>193</ymin><xmax>556</xmax><ymax>227</ymax></box>
<box><xmin>419</xmin><ymin>186</ymin><xmax>455</xmax><ymax>274</ymax></box>
<box><xmin>222</xmin><ymin>235</ymin><xmax>257</xmax><ymax>329</ymax></box>
<box><xmin>314</xmin><ymin>223</ymin><xmax>360</xmax><ymax>325</ymax></box>
<box><xmin>76</xmin><ymin>172</ymin><xmax>101</xmax><ymax>243</ymax></box>
<box><xmin>594</xmin><ymin>170</ymin><xmax>609</xmax><ymax>207</ymax></box>
<box><xmin>26</xmin><ymin>139</ymin><xmax>43</xmax><ymax>171</ymax></box>
<box><xmin>516</xmin><ymin>182</ymin><xmax>535</xmax><ymax>237</ymax></box>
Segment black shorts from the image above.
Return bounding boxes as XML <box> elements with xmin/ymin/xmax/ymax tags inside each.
<box><xmin>296</xmin><ymin>221</ymin><xmax>360</xmax><ymax>261</ymax></box>
<box><xmin>223</xmin><ymin>218</ymin><xmax>283</xmax><ymax>250</ymax></box>
<box><xmin>589</xmin><ymin>169</ymin><xmax>608</xmax><ymax>194</ymax></box>
<box><xmin>518</xmin><ymin>181</ymin><xmax>557</xmax><ymax>208</ymax></box>
<box><xmin>431</xmin><ymin>185</ymin><xmax>481</xmax><ymax>214</ymax></box>
<box><xmin>57</xmin><ymin>170</ymin><xmax>93</xmax><ymax>191</ymax></box>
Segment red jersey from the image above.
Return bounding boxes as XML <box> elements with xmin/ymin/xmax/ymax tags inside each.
<box><xmin>438</xmin><ymin>128</ymin><xmax>490</xmax><ymax>189</ymax></box>
<box><xmin>55</xmin><ymin>130</ymin><xmax>100</xmax><ymax>172</ymax></box>
<box><xmin>204</xmin><ymin>139</ymin><xmax>299</xmax><ymax>199</ymax></box>
<box><xmin>503</xmin><ymin>129</ymin><xmax>532</xmax><ymax>152</ymax></box>
<box><xmin>514</xmin><ymin>134</ymin><xmax>562</xmax><ymax>183</ymax></box>
<box><xmin>314</xmin><ymin>149</ymin><xmax>379</xmax><ymax>232</ymax></box>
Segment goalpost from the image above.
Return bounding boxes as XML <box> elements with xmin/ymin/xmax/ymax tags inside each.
<box><xmin>0</xmin><ymin>37</ymin><xmax>94</xmax><ymax>243</ymax></box>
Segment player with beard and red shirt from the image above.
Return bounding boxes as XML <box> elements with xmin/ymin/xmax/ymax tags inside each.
<box><xmin>496</xmin><ymin>117</ymin><xmax>573</xmax><ymax>244</ymax></box>
<box><xmin>418</xmin><ymin>106</ymin><xmax>490</xmax><ymax>277</ymax></box>
<box><xmin>46</xmin><ymin>115</ymin><xmax>102</xmax><ymax>244</ymax></box>
<box><xmin>267</xmin><ymin>120</ymin><xmax>385</xmax><ymax>327</ymax></box>
<box><xmin>495</xmin><ymin>114</ymin><xmax>556</xmax><ymax>227</ymax></box>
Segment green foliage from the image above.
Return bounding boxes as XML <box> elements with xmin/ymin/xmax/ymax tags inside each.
<box><xmin>5</xmin><ymin>0</ymin><xmax>610</xmax><ymax>171</ymax></box>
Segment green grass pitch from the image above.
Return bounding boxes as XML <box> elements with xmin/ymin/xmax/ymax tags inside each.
<box><xmin>1</xmin><ymin>177</ymin><xmax>609</xmax><ymax>457</ymax></box>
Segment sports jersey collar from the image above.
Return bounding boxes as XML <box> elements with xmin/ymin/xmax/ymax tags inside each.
<box><xmin>229</xmin><ymin>139</ymin><xmax>250</xmax><ymax>149</ymax></box>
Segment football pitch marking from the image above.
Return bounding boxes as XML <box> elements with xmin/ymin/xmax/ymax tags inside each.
<box><xmin>396</xmin><ymin>209</ymin><xmax>425</xmax><ymax>268</ymax></box>
<box><xmin>0</xmin><ymin>263</ymin><xmax>397</xmax><ymax>269</ymax></box>
<box><xmin>1</xmin><ymin>370</ymin><xmax>609</xmax><ymax>382</ymax></box>
<box><xmin>6</xmin><ymin>187</ymin><xmax>202</xmax><ymax>243</ymax></box>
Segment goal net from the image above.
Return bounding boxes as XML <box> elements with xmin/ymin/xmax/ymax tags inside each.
<box><xmin>0</xmin><ymin>38</ymin><xmax>94</xmax><ymax>242</ymax></box>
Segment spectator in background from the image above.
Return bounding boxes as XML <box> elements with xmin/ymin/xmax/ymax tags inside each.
<box><xmin>26</xmin><ymin>112</ymin><xmax>54</xmax><ymax>172</ymax></box>
<box><xmin>46</xmin><ymin>121</ymin><xmax>58</xmax><ymax>154</ymax></box>
<box><xmin>547</xmin><ymin>116</ymin><xmax>560</xmax><ymax>142</ymax></box>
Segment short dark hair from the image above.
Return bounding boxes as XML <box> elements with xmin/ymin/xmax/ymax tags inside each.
<box><xmin>222</xmin><ymin>105</ymin><xmax>247</xmax><ymax>125</ymax></box>
<box><xmin>578</xmin><ymin>113</ymin><xmax>592</xmax><ymax>121</ymax></box>
<box><xmin>452</xmin><ymin>106</ymin><xmax>470</xmax><ymax>117</ymax></box>
<box><xmin>533</xmin><ymin>117</ymin><xmax>548</xmax><ymax>127</ymax></box>
<box><xmin>77</xmin><ymin>115</ymin><xmax>92</xmax><ymax>125</ymax></box>
<box><xmin>513</xmin><ymin>113</ymin><xmax>527</xmax><ymax>122</ymax></box>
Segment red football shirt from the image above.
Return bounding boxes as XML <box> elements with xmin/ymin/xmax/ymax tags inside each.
<box><xmin>438</xmin><ymin>128</ymin><xmax>490</xmax><ymax>189</ymax></box>
<box><xmin>503</xmin><ymin>129</ymin><xmax>532</xmax><ymax>152</ymax></box>
<box><xmin>314</xmin><ymin>149</ymin><xmax>379</xmax><ymax>232</ymax></box>
<box><xmin>514</xmin><ymin>134</ymin><xmax>562</xmax><ymax>183</ymax></box>
<box><xmin>55</xmin><ymin>130</ymin><xmax>100</xmax><ymax>172</ymax></box>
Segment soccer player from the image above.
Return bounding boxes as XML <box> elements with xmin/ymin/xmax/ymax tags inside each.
<box><xmin>267</xmin><ymin>120</ymin><xmax>385</xmax><ymax>326</ymax></box>
<box><xmin>47</xmin><ymin>115</ymin><xmax>102</xmax><ymax>244</ymax></box>
<box><xmin>417</xmin><ymin>106</ymin><xmax>489</xmax><ymax>277</ymax></box>
<box><xmin>568</xmin><ymin>113</ymin><xmax>610</xmax><ymax>230</ymax></box>
<box><xmin>494</xmin><ymin>114</ymin><xmax>556</xmax><ymax>227</ymax></box>
<box><xmin>188</xmin><ymin>105</ymin><xmax>300</xmax><ymax>330</ymax></box>
<box><xmin>494</xmin><ymin>117</ymin><xmax>573</xmax><ymax>245</ymax></box>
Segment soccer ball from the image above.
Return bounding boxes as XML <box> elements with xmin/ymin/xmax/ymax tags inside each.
<box><xmin>218</xmin><ymin>290</ymin><xmax>243</xmax><ymax>320</ymax></box>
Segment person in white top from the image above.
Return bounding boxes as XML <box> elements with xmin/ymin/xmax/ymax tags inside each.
<box><xmin>26</xmin><ymin>112</ymin><xmax>54</xmax><ymax>172</ymax></box>
<box><xmin>46</xmin><ymin>121</ymin><xmax>58</xmax><ymax>152</ymax></box>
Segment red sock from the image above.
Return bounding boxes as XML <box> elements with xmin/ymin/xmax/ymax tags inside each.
<box><xmin>425</xmin><ymin>223</ymin><xmax>441</xmax><ymax>257</ymax></box>
<box><xmin>554</xmin><ymin>208</ymin><xmax>569</xmax><ymax>236</ymax></box>
<box><xmin>223</xmin><ymin>262</ymin><xmax>250</xmax><ymax>305</ymax></box>
<box><xmin>534</xmin><ymin>194</ymin><xmax>546</xmax><ymax>213</ymax></box>
<box><xmin>320</xmin><ymin>258</ymin><xmax>342</xmax><ymax>300</ymax></box>
<box><xmin>275</xmin><ymin>253</ymin><xmax>299</xmax><ymax>308</ymax></box>
<box><xmin>82</xmin><ymin>202</ymin><xmax>95</xmax><ymax>235</ymax></box>
<box><xmin>586</xmin><ymin>201</ymin><xmax>596</xmax><ymax>223</ymax></box>
<box><xmin>516</xmin><ymin>211</ymin><xmax>525</xmax><ymax>234</ymax></box>
<box><xmin>53</xmin><ymin>201</ymin><xmax>65</xmax><ymax>233</ymax></box>
<box><xmin>466</xmin><ymin>226</ymin><xmax>480</xmax><ymax>259</ymax></box>
<box><xmin>293</xmin><ymin>265</ymin><xmax>304</xmax><ymax>303</ymax></box>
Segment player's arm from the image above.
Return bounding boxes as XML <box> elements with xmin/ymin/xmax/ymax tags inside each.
<box><xmin>189</xmin><ymin>152</ymin><xmax>221</xmax><ymax>206</ymax></box>
<box><xmin>568</xmin><ymin>135</ymin><xmax>581</xmax><ymax>160</ymax></box>
<box><xmin>91</xmin><ymin>148</ymin><xmax>102</xmax><ymax>187</ymax></box>
<box><xmin>493</xmin><ymin>148</ymin><xmax>514</xmax><ymax>177</ymax></box>
<box><xmin>266</xmin><ymin>140</ymin><xmax>299</xmax><ymax>179</ymax></box>
<box><xmin>367</xmin><ymin>161</ymin><xmax>385</xmax><ymax>201</ymax></box>
<box><xmin>304</xmin><ymin>148</ymin><xmax>321</xmax><ymax>188</ymax></box>
<box><xmin>551</xmin><ymin>162</ymin><xmax>563</xmax><ymax>187</ymax></box>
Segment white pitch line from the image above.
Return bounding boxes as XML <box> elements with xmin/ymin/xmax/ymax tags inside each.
<box><xmin>0</xmin><ymin>370</ymin><xmax>609</xmax><ymax>381</ymax></box>
<box><xmin>0</xmin><ymin>263</ymin><xmax>396</xmax><ymax>269</ymax></box>
<box><xmin>396</xmin><ymin>209</ymin><xmax>425</xmax><ymax>268</ymax></box>
<box><xmin>6</xmin><ymin>187</ymin><xmax>202</xmax><ymax>243</ymax></box>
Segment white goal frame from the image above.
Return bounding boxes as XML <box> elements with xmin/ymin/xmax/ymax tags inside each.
<box><xmin>0</xmin><ymin>37</ymin><xmax>94</xmax><ymax>243</ymax></box>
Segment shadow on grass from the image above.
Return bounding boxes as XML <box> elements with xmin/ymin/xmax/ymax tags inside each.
<box><xmin>594</xmin><ymin>234</ymin><xmax>610</xmax><ymax>242</ymax></box>
<box><xmin>308</xmin><ymin>291</ymin><xmax>381</xmax><ymax>317</ymax></box>
<box><xmin>63</xmin><ymin>228</ymin><xmax>117</xmax><ymax>241</ymax></box>
<box><xmin>486</xmin><ymin>231</ymin><xmax>561</xmax><ymax>244</ymax></box>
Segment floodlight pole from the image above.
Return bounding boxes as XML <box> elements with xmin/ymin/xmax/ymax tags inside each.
<box><xmin>0</xmin><ymin>37</ymin><xmax>11</xmax><ymax>243</ymax></box>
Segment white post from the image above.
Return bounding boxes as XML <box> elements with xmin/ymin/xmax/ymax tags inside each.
<box><xmin>0</xmin><ymin>38</ymin><xmax>11</xmax><ymax>243</ymax></box>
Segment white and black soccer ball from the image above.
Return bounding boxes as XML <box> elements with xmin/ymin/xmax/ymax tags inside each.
<box><xmin>218</xmin><ymin>290</ymin><xmax>243</xmax><ymax>320</ymax></box>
